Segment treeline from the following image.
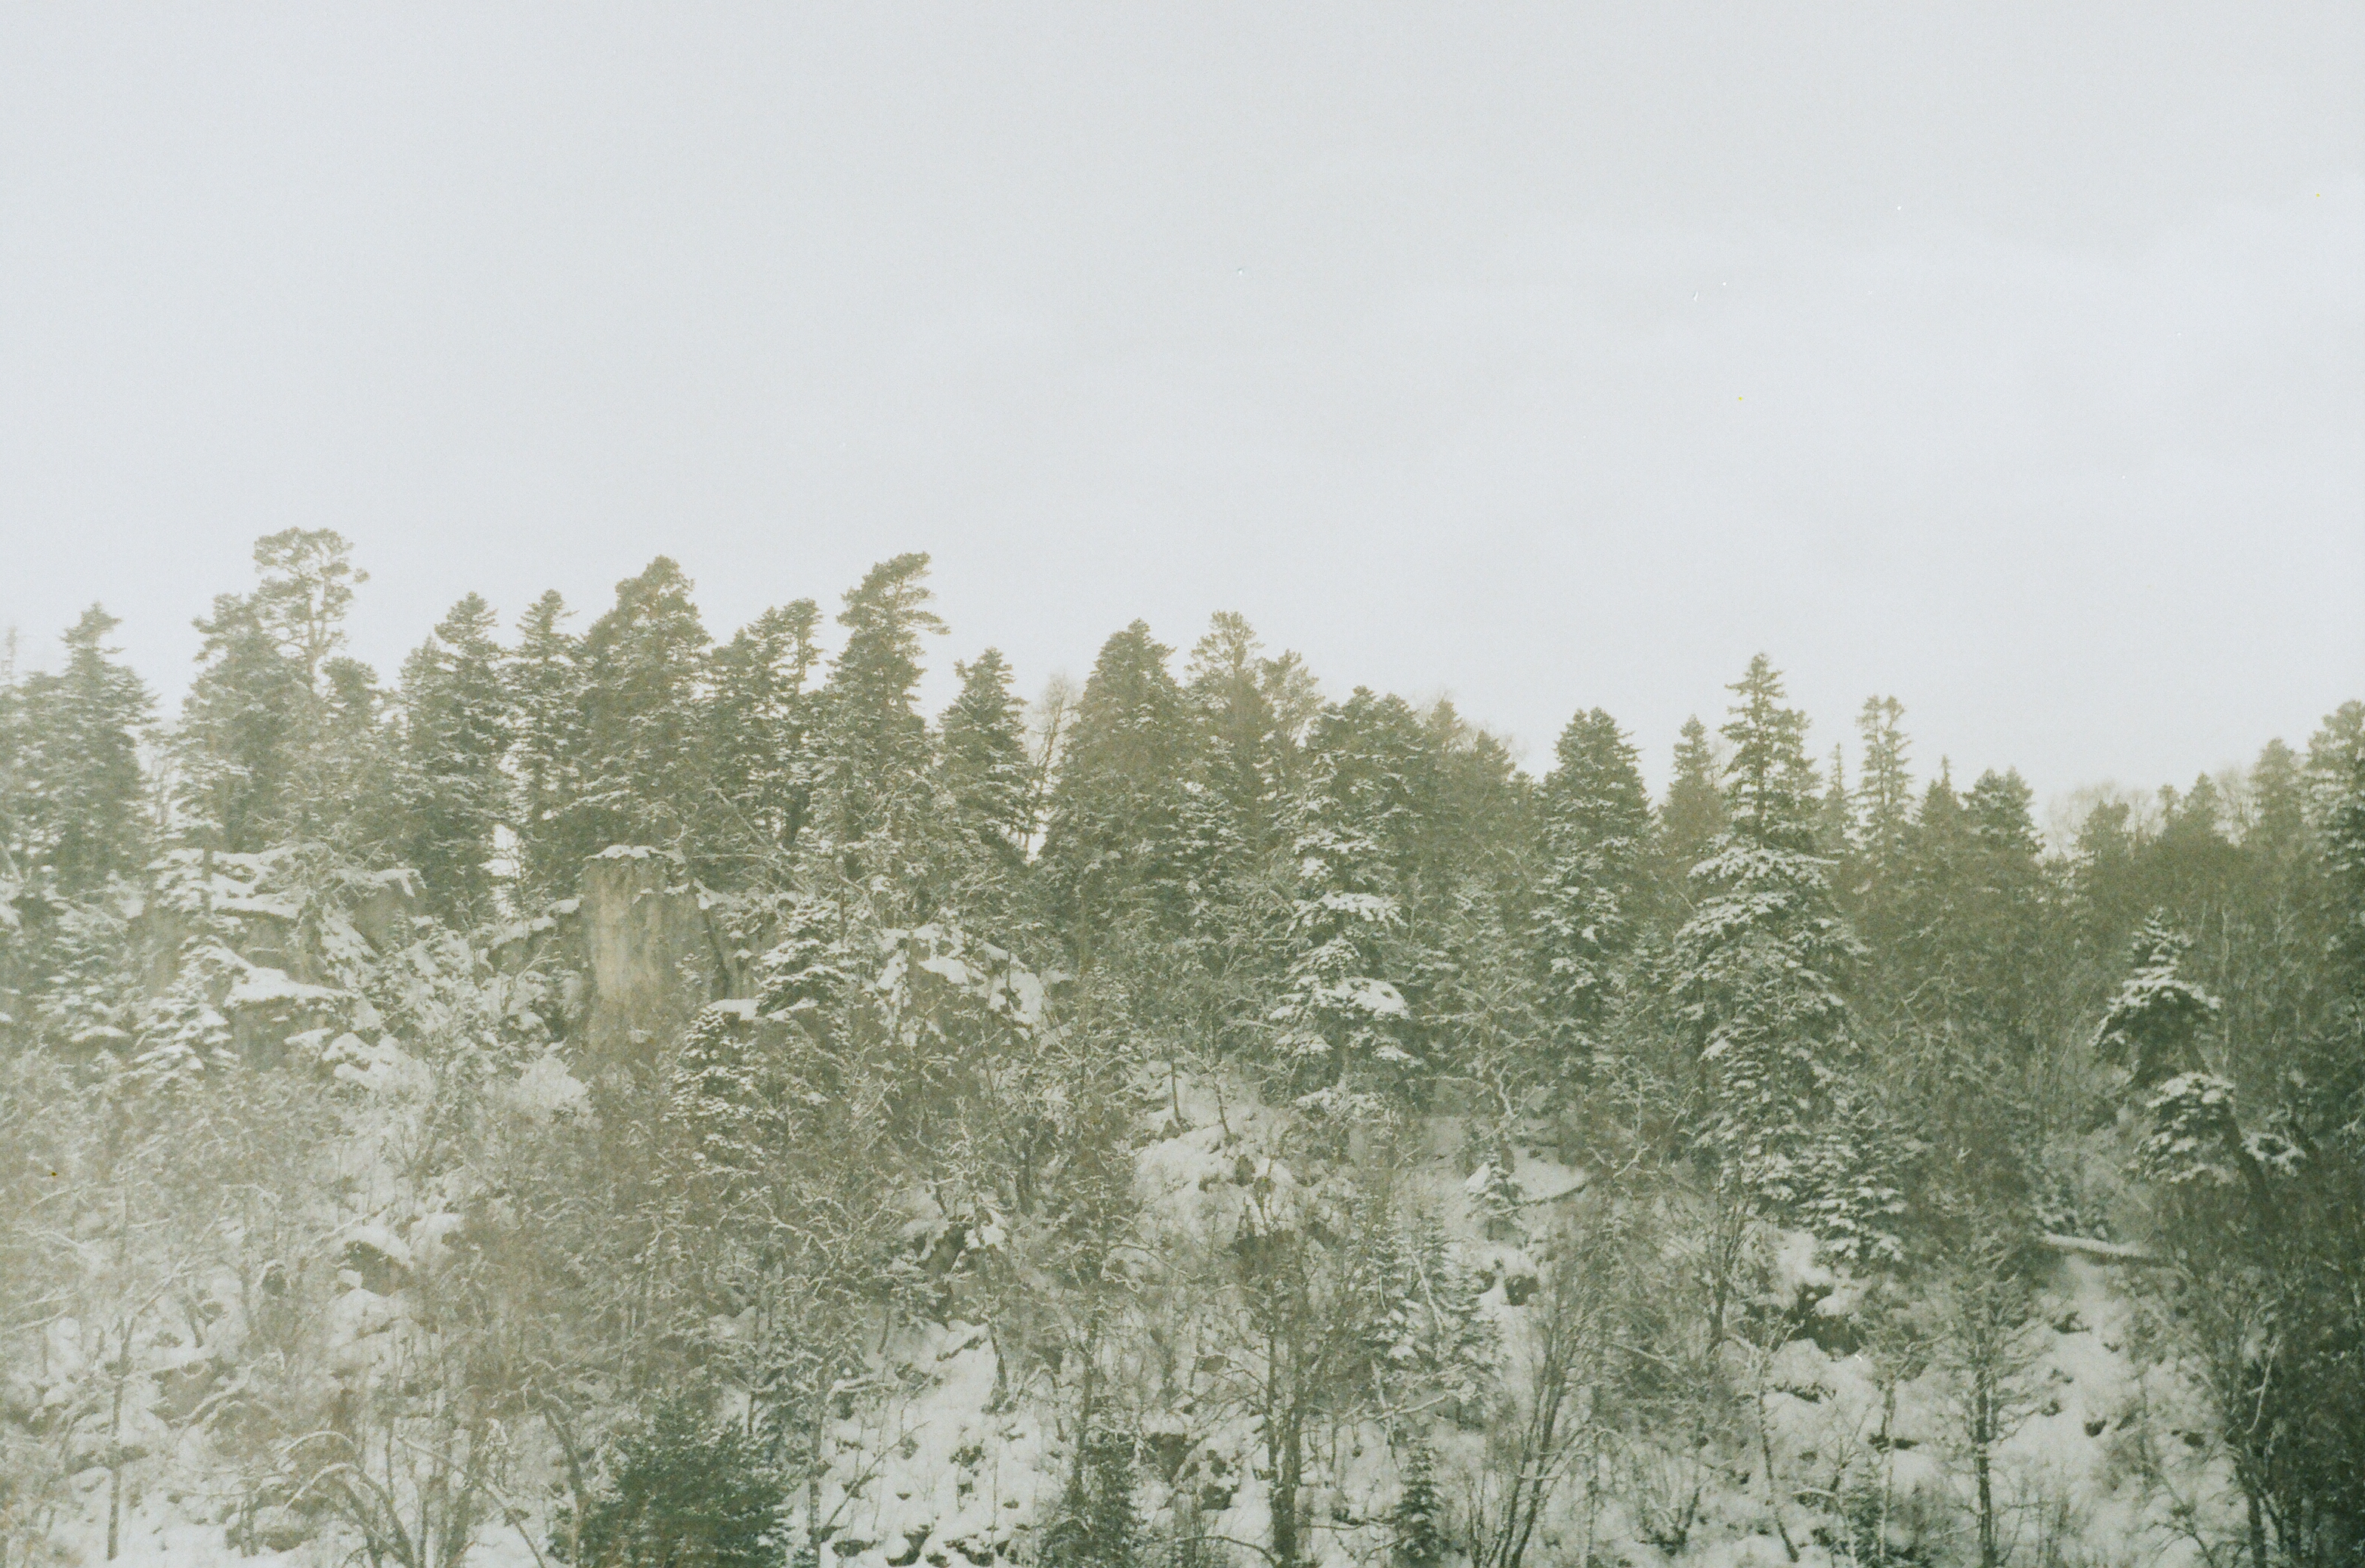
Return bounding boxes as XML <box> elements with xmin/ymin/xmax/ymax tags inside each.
<box><xmin>3</xmin><ymin>530</ymin><xmax>2363</xmax><ymax>1565</ymax></box>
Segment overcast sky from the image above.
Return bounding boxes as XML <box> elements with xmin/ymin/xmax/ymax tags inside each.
<box><xmin>4</xmin><ymin>6</ymin><xmax>2360</xmax><ymax>808</ymax></box>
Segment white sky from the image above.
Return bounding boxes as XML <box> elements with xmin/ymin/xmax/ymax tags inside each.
<box><xmin>4</xmin><ymin>6</ymin><xmax>2360</xmax><ymax>803</ymax></box>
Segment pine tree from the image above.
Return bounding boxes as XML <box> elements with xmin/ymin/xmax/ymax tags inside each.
<box><xmin>173</xmin><ymin>530</ymin><xmax>378</xmax><ymax>854</ymax></box>
<box><xmin>249</xmin><ymin>527</ymin><xmax>367</xmax><ymax>694</ymax></box>
<box><xmin>1670</xmin><ymin>656</ymin><xmax>1892</xmax><ymax>1257</ymax></box>
<box><xmin>1037</xmin><ymin>622</ymin><xmax>1193</xmax><ymax>948</ymax></box>
<box><xmin>508</xmin><ymin>589</ymin><xmax>589</xmax><ymax>899</ymax></box>
<box><xmin>1819</xmin><ymin>744</ymin><xmax>1853</xmax><ymax>859</ymax></box>
<box><xmin>5</xmin><ymin>607</ymin><xmax>154</xmax><ymax>892</ymax></box>
<box><xmin>666</xmin><ymin>1002</ymin><xmax>778</xmax><ymax>1198</ymax></box>
<box><xmin>1272</xmin><ymin>708</ymin><xmax>1418</xmax><ymax>1112</ymax></box>
<box><xmin>1388</xmin><ymin>1438</ymin><xmax>1449</xmax><ymax>1568</ymax></box>
<box><xmin>757</xmin><ymin>892</ymin><xmax>860</xmax><ymax>1029</ymax></box>
<box><xmin>565</xmin><ymin>1393</ymin><xmax>784</xmax><ymax>1568</ymax></box>
<box><xmin>1658</xmin><ymin>715</ymin><xmax>1726</xmax><ymax>895</ymax></box>
<box><xmin>1042</xmin><ymin>1424</ymin><xmax>1141</xmax><ymax>1568</ymax></box>
<box><xmin>395</xmin><ymin>593</ymin><xmax>511</xmax><ymax>920</ymax></box>
<box><xmin>1852</xmin><ymin>697</ymin><xmax>1915</xmax><ymax>932</ymax></box>
<box><xmin>1529</xmin><ymin>707</ymin><xmax>1649</xmax><ymax>1087</ymax></box>
<box><xmin>1183</xmin><ymin>613</ymin><xmax>1292</xmax><ymax>868</ymax></box>
<box><xmin>703</xmin><ymin>599</ymin><xmax>824</xmax><ymax>879</ymax></box>
<box><xmin>175</xmin><ymin>592</ymin><xmax>308</xmax><ymax>854</ymax></box>
<box><xmin>2092</xmin><ymin>919</ymin><xmax>2220</xmax><ymax>1093</ymax></box>
<box><xmin>808</xmin><ymin>554</ymin><xmax>948</xmax><ymax>907</ymax></box>
<box><xmin>940</xmin><ymin>648</ymin><xmax>1032</xmax><ymax>868</ymax></box>
<box><xmin>577</xmin><ymin>558</ymin><xmax>713</xmax><ymax>855</ymax></box>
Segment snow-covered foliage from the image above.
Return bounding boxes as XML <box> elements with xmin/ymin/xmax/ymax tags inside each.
<box><xmin>6</xmin><ymin>546</ymin><xmax>2362</xmax><ymax>1566</ymax></box>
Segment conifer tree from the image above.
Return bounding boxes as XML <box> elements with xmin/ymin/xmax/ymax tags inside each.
<box><xmin>175</xmin><ymin>592</ymin><xmax>295</xmax><ymax>853</ymax></box>
<box><xmin>508</xmin><ymin>589</ymin><xmax>589</xmax><ymax>898</ymax></box>
<box><xmin>1272</xmin><ymin>703</ymin><xmax>1420</xmax><ymax>1110</ymax></box>
<box><xmin>757</xmin><ymin>892</ymin><xmax>860</xmax><ymax>1027</ymax></box>
<box><xmin>808</xmin><ymin>554</ymin><xmax>947</xmax><ymax>905</ymax></box>
<box><xmin>703</xmin><ymin>599</ymin><xmax>823</xmax><ymax>878</ymax></box>
<box><xmin>395</xmin><ymin>593</ymin><xmax>511</xmax><ymax>919</ymax></box>
<box><xmin>1818</xmin><ymin>744</ymin><xmax>1852</xmax><ymax>859</ymax></box>
<box><xmin>1041</xmin><ymin>1424</ymin><xmax>1141</xmax><ymax>1568</ymax></box>
<box><xmin>174</xmin><ymin>531</ymin><xmax>371</xmax><ymax>853</ymax></box>
<box><xmin>1670</xmin><ymin>656</ymin><xmax>1894</xmax><ymax>1257</ymax></box>
<box><xmin>1037</xmin><ymin>621</ymin><xmax>1193</xmax><ymax>947</ymax></box>
<box><xmin>1657</xmin><ymin>716</ymin><xmax>1726</xmax><ymax>896</ymax></box>
<box><xmin>666</xmin><ymin>1002</ymin><xmax>780</xmax><ymax>1199</ymax></box>
<box><xmin>1183</xmin><ymin>613</ymin><xmax>1292</xmax><ymax>868</ymax></box>
<box><xmin>1853</xmin><ymin>696</ymin><xmax>1915</xmax><ymax>917</ymax></box>
<box><xmin>4</xmin><ymin>607</ymin><xmax>153</xmax><ymax>892</ymax></box>
<box><xmin>1529</xmin><ymin>707</ymin><xmax>1649</xmax><ymax>1087</ymax></box>
<box><xmin>577</xmin><ymin>558</ymin><xmax>712</xmax><ymax>855</ymax></box>
<box><xmin>940</xmin><ymin>648</ymin><xmax>1032</xmax><ymax>868</ymax></box>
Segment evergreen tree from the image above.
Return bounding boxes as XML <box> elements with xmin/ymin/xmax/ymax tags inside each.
<box><xmin>1388</xmin><ymin>1438</ymin><xmax>1449</xmax><ymax>1568</ymax></box>
<box><xmin>1182</xmin><ymin>613</ymin><xmax>1293</xmax><ymax>868</ymax></box>
<box><xmin>564</xmin><ymin>1393</ymin><xmax>784</xmax><ymax>1568</ymax></box>
<box><xmin>1272</xmin><ymin>703</ymin><xmax>1420</xmax><ymax>1111</ymax></box>
<box><xmin>756</xmin><ymin>892</ymin><xmax>860</xmax><ymax>1027</ymax></box>
<box><xmin>174</xmin><ymin>530</ymin><xmax>373</xmax><ymax>853</ymax></box>
<box><xmin>174</xmin><ymin>593</ymin><xmax>306</xmax><ymax>854</ymax></box>
<box><xmin>808</xmin><ymin>554</ymin><xmax>947</xmax><ymax>905</ymax></box>
<box><xmin>1850</xmin><ymin>697</ymin><xmax>1914</xmax><ymax>932</ymax></box>
<box><xmin>577</xmin><ymin>558</ymin><xmax>713</xmax><ymax>855</ymax></box>
<box><xmin>3</xmin><ymin>607</ymin><xmax>154</xmax><ymax>892</ymax></box>
<box><xmin>1818</xmin><ymin>744</ymin><xmax>1852</xmax><ymax>859</ymax></box>
<box><xmin>1670</xmin><ymin>656</ymin><xmax>1894</xmax><ymax>1257</ymax></box>
<box><xmin>1657</xmin><ymin>715</ymin><xmax>1726</xmax><ymax>897</ymax></box>
<box><xmin>250</xmin><ymin>527</ymin><xmax>368</xmax><ymax>694</ymax></box>
<box><xmin>703</xmin><ymin>599</ymin><xmax>824</xmax><ymax>879</ymax></box>
<box><xmin>395</xmin><ymin>593</ymin><xmax>511</xmax><ymax>919</ymax></box>
<box><xmin>1529</xmin><ymin>707</ymin><xmax>1649</xmax><ymax>1087</ymax></box>
<box><xmin>508</xmin><ymin>589</ymin><xmax>589</xmax><ymax>898</ymax></box>
<box><xmin>939</xmin><ymin>648</ymin><xmax>1032</xmax><ymax>868</ymax></box>
<box><xmin>1037</xmin><ymin>621</ymin><xmax>1193</xmax><ymax>948</ymax></box>
<box><xmin>1041</xmin><ymin>1424</ymin><xmax>1141</xmax><ymax>1568</ymax></box>
<box><xmin>666</xmin><ymin>1002</ymin><xmax>779</xmax><ymax>1200</ymax></box>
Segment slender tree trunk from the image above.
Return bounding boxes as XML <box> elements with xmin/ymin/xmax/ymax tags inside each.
<box><xmin>1968</xmin><ymin>1381</ymin><xmax>1986</xmax><ymax>1568</ymax></box>
<box><xmin>106</xmin><ymin>1319</ymin><xmax>130</xmax><ymax>1561</ymax></box>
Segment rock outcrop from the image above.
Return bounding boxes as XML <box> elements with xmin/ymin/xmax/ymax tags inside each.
<box><xmin>579</xmin><ymin>846</ymin><xmax>732</xmax><ymax>1064</ymax></box>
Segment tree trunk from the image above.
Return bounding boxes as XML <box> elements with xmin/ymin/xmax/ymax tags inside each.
<box><xmin>1269</xmin><ymin>1405</ymin><xmax>1303</xmax><ymax>1568</ymax></box>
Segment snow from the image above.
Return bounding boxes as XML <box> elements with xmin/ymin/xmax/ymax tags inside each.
<box><xmin>222</xmin><ymin>966</ymin><xmax>345</xmax><ymax>1009</ymax></box>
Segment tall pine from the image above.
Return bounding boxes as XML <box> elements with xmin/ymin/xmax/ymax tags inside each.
<box><xmin>1529</xmin><ymin>708</ymin><xmax>1649</xmax><ymax>1088</ymax></box>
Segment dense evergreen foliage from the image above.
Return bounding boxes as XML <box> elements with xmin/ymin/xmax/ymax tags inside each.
<box><xmin>4</xmin><ymin>533</ymin><xmax>2360</xmax><ymax>1567</ymax></box>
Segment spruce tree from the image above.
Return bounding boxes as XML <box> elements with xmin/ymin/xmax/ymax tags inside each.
<box><xmin>5</xmin><ymin>607</ymin><xmax>154</xmax><ymax>892</ymax></box>
<box><xmin>1529</xmin><ymin>707</ymin><xmax>1649</xmax><ymax>1087</ymax></box>
<box><xmin>1183</xmin><ymin>612</ymin><xmax>1292</xmax><ymax>866</ymax></box>
<box><xmin>703</xmin><ymin>599</ymin><xmax>823</xmax><ymax>878</ymax></box>
<box><xmin>174</xmin><ymin>591</ymin><xmax>308</xmax><ymax>853</ymax></box>
<box><xmin>940</xmin><ymin>648</ymin><xmax>1032</xmax><ymax>868</ymax></box>
<box><xmin>1818</xmin><ymin>744</ymin><xmax>1852</xmax><ymax>858</ymax></box>
<box><xmin>508</xmin><ymin>589</ymin><xmax>589</xmax><ymax>899</ymax></box>
<box><xmin>577</xmin><ymin>558</ymin><xmax>713</xmax><ymax>856</ymax></box>
<box><xmin>807</xmin><ymin>554</ymin><xmax>947</xmax><ymax>907</ymax></box>
<box><xmin>1041</xmin><ymin>1424</ymin><xmax>1141</xmax><ymax>1568</ymax></box>
<box><xmin>1272</xmin><ymin>700</ymin><xmax>1421</xmax><ymax>1110</ymax></box>
<box><xmin>1853</xmin><ymin>696</ymin><xmax>1915</xmax><ymax>909</ymax></box>
<box><xmin>172</xmin><ymin>532</ymin><xmax>379</xmax><ymax>855</ymax></box>
<box><xmin>1657</xmin><ymin>715</ymin><xmax>1726</xmax><ymax>896</ymax></box>
<box><xmin>1670</xmin><ymin>656</ymin><xmax>1894</xmax><ymax>1257</ymax></box>
<box><xmin>1037</xmin><ymin>621</ymin><xmax>1193</xmax><ymax>948</ymax></box>
<box><xmin>395</xmin><ymin>593</ymin><xmax>511</xmax><ymax>919</ymax></box>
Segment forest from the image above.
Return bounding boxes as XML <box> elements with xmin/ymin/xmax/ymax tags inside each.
<box><xmin>2</xmin><ymin>528</ymin><xmax>2360</xmax><ymax>1568</ymax></box>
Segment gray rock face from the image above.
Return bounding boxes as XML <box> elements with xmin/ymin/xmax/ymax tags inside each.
<box><xmin>580</xmin><ymin>846</ymin><xmax>726</xmax><ymax>1064</ymax></box>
